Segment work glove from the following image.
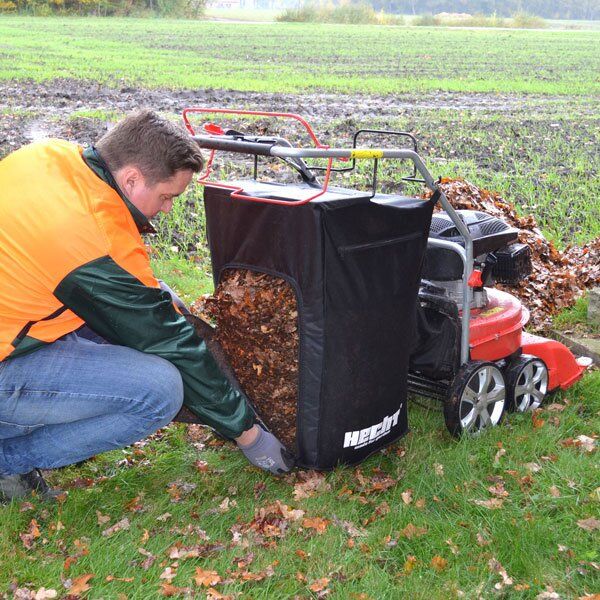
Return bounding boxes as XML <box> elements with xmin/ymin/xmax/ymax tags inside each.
<box><xmin>158</xmin><ymin>279</ymin><xmax>190</xmax><ymax>315</ymax></box>
<box><xmin>237</xmin><ymin>426</ymin><xmax>295</xmax><ymax>475</ymax></box>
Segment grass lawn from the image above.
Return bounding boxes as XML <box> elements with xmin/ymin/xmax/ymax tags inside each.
<box><xmin>0</xmin><ymin>17</ymin><xmax>599</xmax><ymax>94</ymax></box>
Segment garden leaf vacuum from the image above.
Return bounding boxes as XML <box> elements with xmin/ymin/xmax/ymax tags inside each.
<box><xmin>179</xmin><ymin>108</ymin><xmax>590</xmax><ymax>471</ymax></box>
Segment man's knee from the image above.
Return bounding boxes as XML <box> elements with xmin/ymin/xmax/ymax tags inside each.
<box><xmin>140</xmin><ymin>358</ymin><xmax>184</xmax><ymax>426</ymax></box>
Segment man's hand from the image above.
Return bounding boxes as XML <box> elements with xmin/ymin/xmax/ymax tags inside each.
<box><xmin>236</xmin><ymin>424</ymin><xmax>294</xmax><ymax>475</ymax></box>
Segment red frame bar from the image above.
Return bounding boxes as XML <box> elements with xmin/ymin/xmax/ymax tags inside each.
<box><xmin>182</xmin><ymin>107</ymin><xmax>333</xmax><ymax>206</ymax></box>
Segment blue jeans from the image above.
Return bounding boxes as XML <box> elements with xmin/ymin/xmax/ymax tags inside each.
<box><xmin>0</xmin><ymin>328</ymin><xmax>184</xmax><ymax>476</ymax></box>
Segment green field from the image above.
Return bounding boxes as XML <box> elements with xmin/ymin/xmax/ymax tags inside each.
<box><xmin>0</xmin><ymin>17</ymin><xmax>599</xmax><ymax>94</ymax></box>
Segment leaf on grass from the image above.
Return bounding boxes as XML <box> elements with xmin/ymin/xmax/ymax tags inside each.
<box><xmin>488</xmin><ymin>483</ymin><xmax>509</xmax><ymax>498</ymax></box>
<box><xmin>545</xmin><ymin>403</ymin><xmax>566</xmax><ymax>412</ymax></box>
<box><xmin>493</xmin><ymin>448</ymin><xmax>506</xmax><ymax>465</ymax></box>
<box><xmin>275</xmin><ymin>500</ymin><xmax>305</xmax><ymax>521</ymax></box>
<box><xmin>399</xmin><ymin>523</ymin><xmax>428</xmax><ymax>539</ymax></box>
<box><xmin>489</xmin><ymin>557</ymin><xmax>513</xmax><ymax>590</ymax></box>
<box><xmin>561</xmin><ymin>436</ymin><xmax>595</xmax><ymax>452</ymax></box>
<box><xmin>302</xmin><ymin>517</ymin><xmax>329</xmax><ymax>534</ymax></box>
<box><xmin>532</xmin><ymin>409</ymin><xmax>545</xmax><ymax>429</ymax></box>
<box><xmin>101</xmin><ymin>517</ymin><xmax>130</xmax><ymax>537</ymax></box>
<box><xmin>159</xmin><ymin>583</ymin><xmax>190</xmax><ymax>597</ymax></box>
<box><xmin>524</xmin><ymin>462</ymin><xmax>542</xmax><ymax>473</ymax></box>
<box><xmin>138</xmin><ymin>547</ymin><xmax>156</xmax><ymax>571</ymax></box>
<box><xmin>473</xmin><ymin>498</ymin><xmax>504</xmax><ymax>509</ymax></box>
<box><xmin>156</xmin><ymin>512</ymin><xmax>172</xmax><ymax>522</ymax></box>
<box><xmin>332</xmin><ymin>516</ymin><xmax>366</xmax><ymax>538</ymax></box>
<box><xmin>194</xmin><ymin>568</ymin><xmax>222</xmax><ymax>587</ymax></box>
<box><xmin>19</xmin><ymin>502</ymin><xmax>35</xmax><ymax>512</ymax></box>
<box><xmin>430</xmin><ymin>556</ymin><xmax>448</xmax><ymax>572</ymax></box>
<box><xmin>105</xmin><ymin>576</ymin><xmax>134</xmax><ymax>583</ymax></box>
<box><xmin>140</xmin><ymin>529</ymin><xmax>150</xmax><ymax>544</ymax></box>
<box><xmin>446</xmin><ymin>539</ymin><xmax>460</xmax><ymax>555</ymax></box>
<box><xmin>293</xmin><ymin>471</ymin><xmax>331</xmax><ymax>500</ymax></box>
<box><xmin>96</xmin><ymin>511</ymin><xmax>110</xmax><ymax>525</ymax></box>
<box><xmin>577</xmin><ymin>517</ymin><xmax>600</xmax><ymax>532</ymax></box>
<box><xmin>403</xmin><ymin>555</ymin><xmax>418</xmax><ymax>575</ymax></box>
<box><xmin>549</xmin><ymin>486</ymin><xmax>561</xmax><ymax>498</ymax></box>
<box><xmin>309</xmin><ymin>578</ymin><xmax>330</xmax><ymax>593</ymax></box>
<box><xmin>68</xmin><ymin>574</ymin><xmax>94</xmax><ymax>596</ymax></box>
<box><xmin>401</xmin><ymin>490</ymin><xmax>413</xmax><ymax>505</ymax></box>
<box><xmin>433</xmin><ymin>463</ymin><xmax>444</xmax><ymax>476</ymax></box>
<box><xmin>34</xmin><ymin>589</ymin><xmax>57</xmax><ymax>600</ymax></box>
<box><xmin>476</xmin><ymin>529</ymin><xmax>491</xmax><ymax>546</ymax></box>
<box><xmin>159</xmin><ymin>567</ymin><xmax>177</xmax><ymax>582</ymax></box>
<box><xmin>536</xmin><ymin>587</ymin><xmax>560</xmax><ymax>599</ymax></box>
<box><xmin>20</xmin><ymin>519</ymin><xmax>41</xmax><ymax>549</ymax></box>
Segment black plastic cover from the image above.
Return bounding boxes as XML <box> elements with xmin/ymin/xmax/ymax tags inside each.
<box><xmin>204</xmin><ymin>180</ymin><xmax>436</xmax><ymax>469</ymax></box>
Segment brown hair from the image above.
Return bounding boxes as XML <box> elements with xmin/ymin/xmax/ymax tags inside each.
<box><xmin>96</xmin><ymin>109</ymin><xmax>203</xmax><ymax>184</ymax></box>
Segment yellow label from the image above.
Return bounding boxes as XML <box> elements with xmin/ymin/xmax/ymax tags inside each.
<box><xmin>480</xmin><ymin>306</ymin><xmax>504</xmax><ymax>318</ymax></box>
<box><xmin>350</xmin><ymin>149</ymin><xmax>384</xmax><ymax>159</ymax></box>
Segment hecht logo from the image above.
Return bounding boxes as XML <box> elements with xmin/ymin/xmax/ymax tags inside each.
<box><xmin>343</xmin><ymin>407</ymin><xmax>402</xmax><ymax>450</ymax></box>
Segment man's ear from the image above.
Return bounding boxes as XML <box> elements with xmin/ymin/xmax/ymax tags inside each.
<box><xmin>118</xmin><ymin>165</ymin><xmax>143</xmax><ymax>195</ymax></box>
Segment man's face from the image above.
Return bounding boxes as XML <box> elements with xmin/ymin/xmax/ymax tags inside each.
<box><xmin>123</xmin><ymin>168</ymin><xmax>194</xmax><ymax>219</ymax></box>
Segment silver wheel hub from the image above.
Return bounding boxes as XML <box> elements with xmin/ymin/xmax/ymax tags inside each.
<box><xmin>513</xmin><ymin>360</ymin><xmax>548</xmax><ymax>412</ymax></box>
<box><xmin>459</xmin><ymin>365</ymin><xmax>506</xmax><ymax>434</ymax></box>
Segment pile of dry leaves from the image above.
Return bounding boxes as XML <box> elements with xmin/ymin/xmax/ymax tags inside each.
<box><xmin>429</xmin><ymin>178</ymin><xmax>600</xmax><ymax>330</ymax></box>
<box><xmin>191</xmin><ymin>270</ymin><xmax>299</xmax><ymax>451</ymax></box>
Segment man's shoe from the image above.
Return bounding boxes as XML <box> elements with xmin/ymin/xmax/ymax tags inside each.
<box><xmin>0</xmin><ymin>469</ymin><xmax>64</xmax><ymax>503</ymax></box>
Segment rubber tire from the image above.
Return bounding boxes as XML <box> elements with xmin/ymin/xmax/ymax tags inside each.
<box><xmin>505</xmin><ymin>355</ymin><xmax>548</xmax><ymax>413</ymax></box>
<box><xmin>444</xmin><ymin>360</ymin><xmax>506</xmax><ymax>438</ymax></box>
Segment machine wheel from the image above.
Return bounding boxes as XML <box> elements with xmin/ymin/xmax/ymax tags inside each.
<box><xmin>505</xmin><ymin>355</ymin><xmax>548</xmax><ymax>412</ymax></box>
<box><xmin>444</xmin><ymin>361</ymin><xmax>507</xmax><ymax>437</ymax></box>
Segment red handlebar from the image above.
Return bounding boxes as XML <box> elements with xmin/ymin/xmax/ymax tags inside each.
<box><xmin>182</xmin><ymin>107</ymin><xmax>333</xmax><ymax>206</ymax></box>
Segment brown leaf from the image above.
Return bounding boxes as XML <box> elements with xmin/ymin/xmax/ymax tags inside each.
<box><xmin>69</xmin><ymin>574</ymin><xmax>94</xmax><ymax>596</ymax></box>
<box><xmin>194</xmin><ymin>568</ymin><xmax>222</xmax><ymax>587</ymax></box>
<box><xmin>105</xmin><ymin>576</ymin><xmax>134</xmax><ymax>583</ymax></box>
<box><xmin>96</xmin><ymin>511</ymin><xmax>110</xmax><ymax>525</ymax></box>
<box><xmin>399</xmin><ymin>523</ymin><xmax>428</xmax><ymax>539</ymax></box>
<box><xmin>577</xmin><ymin>517</ymin><xmax>600</xmax><ymax>532</ymax></box>
<box><xmin>302</xmin><ymin>517</ymin><xmax>329</xmax><ymax>534</ymax></box>
<box><xmin>549</xmin><ymin>486</ymin><xmax>561</xmax><ymax>498</ymax></box>
<box><xmin>293</xmin><ymin>471</ymin><xmax>331</xmax><ymax>500</ymax></box>
<box><xmin>403</xmin><ymin>555</ymin><xmax>418</xmax><ymax>575</ymax></box>
<box><xmin>473</xmin><ymin>498</ymin><xmax>504</xmax><ymax>509</ymax></box>
<box><xmin>430</xmin><ymin>556</ymin><xmax>448</xmax><ymax>572</ymax></box>
<box><xmin>138</xmin><ymin>547</ymin><xmax>156</xmax><ymax>570</ymax></box>
<box><xmin>20</xmin><ymin>519</ymin><xmax>41</xmax><ymax>549</ymax></box>
<box><xmin>309</xmin><ymin>578</ymin><xmax>330</xmax><ymax>593</ymax></box>
<box><xmin>159</xmin><ymin>567</ymin><xmax>177</xmax><ymax>582</ymax></box>
<box><xmin>488</xmin><ymin>483</ymin><xmax>509</xmax><ymax>498</ymax></box>
<box><xmin>101</xmin><ymin>517</ymin><xmax>130</xmax><ymax>537</ymax></box>
<box><xmin>159</xmin><ymin>583</ymin><xmax>190</xmax><ymax>597</ymax></box>
<box><xmin>401</xmin><ymin>490</ymin><xmax>413</xmax><ymax>505</ymax></box>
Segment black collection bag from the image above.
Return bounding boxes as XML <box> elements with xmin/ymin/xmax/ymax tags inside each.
<box><xmin>204</xmin><ymin>180</ymin><xmax>436</xmax><ymax>469</ymax></box>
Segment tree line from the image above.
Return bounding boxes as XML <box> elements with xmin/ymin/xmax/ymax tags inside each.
<box><xmin>369</xmin><ymin>0</ymin><xmax>598</xmax><ymax>20</ymax></box>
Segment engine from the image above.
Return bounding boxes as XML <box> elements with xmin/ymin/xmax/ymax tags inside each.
<box><xmin>421</xmin><ymin>210</ymin><xmax>532</xmax><ymax>309</ymax></box>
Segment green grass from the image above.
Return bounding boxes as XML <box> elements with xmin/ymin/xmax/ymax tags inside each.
<box><xmin>0</xmin><ymin>17</ymin><xmax>599</xmax><ymax>94</ymax></box>
<box><xmin>1</xmin><ymin>372</ymin><xmax>598</xmax><ymax>598</ymax></box>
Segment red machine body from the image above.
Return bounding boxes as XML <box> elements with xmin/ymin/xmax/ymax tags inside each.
<box><xmin>469</xmin><ymin>288</ymin><xmax>586</xmax><ymax>390</ymax></box>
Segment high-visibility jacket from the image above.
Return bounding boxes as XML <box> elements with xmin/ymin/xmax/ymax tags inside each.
<box><xmin>0</xmin><ymin>139</ymin><xmax>254</xmax><ymax>438</ymax></box>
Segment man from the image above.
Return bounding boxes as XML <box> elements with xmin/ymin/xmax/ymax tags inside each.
<box><xmin>0</xmin><ymin>110</ymin><xmax>292</xmax><ymax>502</ymax></box>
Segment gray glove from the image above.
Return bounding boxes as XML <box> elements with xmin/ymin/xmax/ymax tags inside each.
<box><xmin>158</xmin><ymin>279</ymin><xmax>189</xmax><ymax>315</ymax></box>
<box><xmin>237</xmin><ymin>426</ymin><xmax>295</xmax><ymax>475</ymax></box>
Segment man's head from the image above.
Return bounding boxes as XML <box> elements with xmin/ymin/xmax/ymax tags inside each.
<box><xmin>96</xmin><ymin>110</ymin><xmax>204</xmax><ymax>219</ymax></box>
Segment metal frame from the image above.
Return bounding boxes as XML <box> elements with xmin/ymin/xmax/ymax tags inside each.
<box><xmin>183</xmin><ymin>108</ymin><xmax>474</xmax><ymax>365</ymax></box>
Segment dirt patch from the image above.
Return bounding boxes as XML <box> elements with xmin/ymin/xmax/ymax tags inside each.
<box><xmin>2</xmin><ymin>78</ymin><xmax>592</xmax><ymax>159</ymax></box>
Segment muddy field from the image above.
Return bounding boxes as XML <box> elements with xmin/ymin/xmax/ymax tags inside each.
<box><xmin>2</xmin><ymin>78</ymin><xmax>599</xmax><ymax>252</ymax></box>
<box><xmin>1</xmin><ymin>78</ymin><xmax>595</xmax><ymax>157</ymax></box>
